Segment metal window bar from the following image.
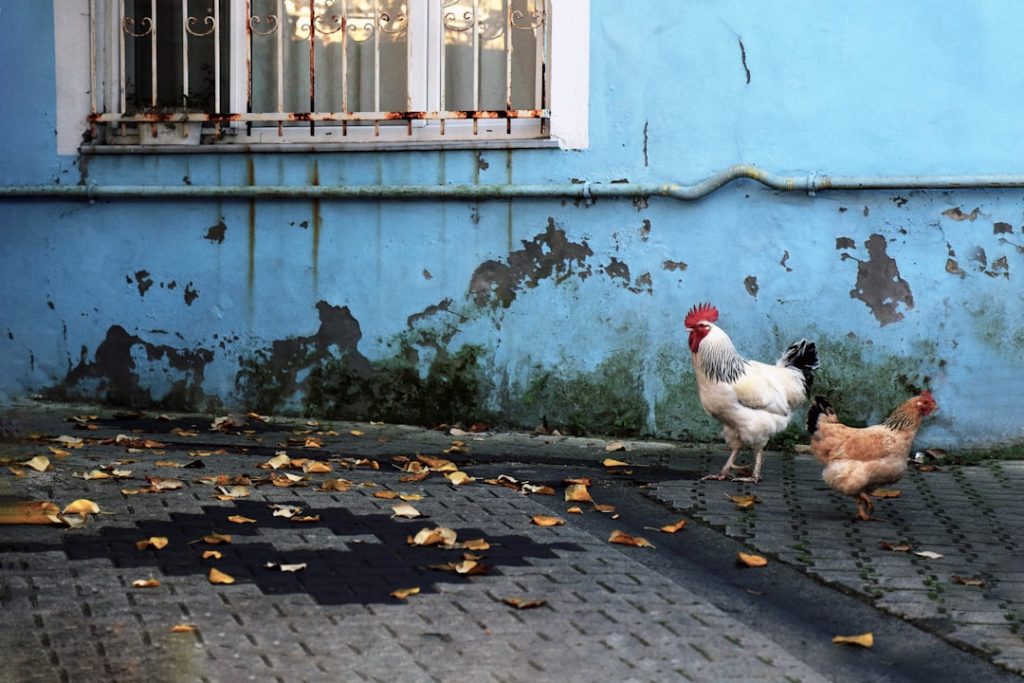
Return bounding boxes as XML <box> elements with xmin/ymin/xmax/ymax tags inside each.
<box><xmin>89</xmin><ymin>0</ymin><xmax>550</xmax><ymax>142</ymax></box>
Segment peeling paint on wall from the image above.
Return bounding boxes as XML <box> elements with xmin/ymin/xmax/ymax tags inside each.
<box><xmin>994</xmin><ymin>222</ymin><xmax>1013</xmax><ymax>235</ymax></box>
<box><xmin>184</xmin><ymin>282</ymin><xmax>200</xmax><ymax>305</ymax></box>
<box><xmin>468</xmin><ymin>218</ymin><xmax>594</xmax><ymax>308</ymax></box>
<box><xmin>943</xmin><ymin>206</ymin><xmax>981</xmax><ymax>222</ymax></box>
<box><xmin>744</xmin><ymin>275</ymin><xmax>759</xmax><ymax>298</ymax></box>
<box><xmin>842</xmin><ymin>234</ymin><xmax>914</xmax><ymax>326</ymax></box>
<box><xmin>204</xmin><ymin>220</ymin><xmax>226</xmax><ymax>243</ymax></box>
<box><xmin>133</xmin><ymin>271</ymin><xmax>154</xmax><ymax>297</ymax></box>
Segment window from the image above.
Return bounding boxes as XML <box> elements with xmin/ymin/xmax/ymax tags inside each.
<box><xmin>65</xmin><ymin>0</ymin><xmax>588</xmax><ymax>150</ymax></box>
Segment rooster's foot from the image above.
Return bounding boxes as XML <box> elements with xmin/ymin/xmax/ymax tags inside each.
<box><xmin>700</xmin><ymin>473</ymin><xmax>731</xmax><ymax>481</ymax></box>
<box><xmin>730</xmin><ymin>476</ymin><xmax>762</xmax><ymax>484</ymax></box>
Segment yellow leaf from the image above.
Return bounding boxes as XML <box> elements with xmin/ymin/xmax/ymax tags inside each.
<box><xmin>952</xmin><ymin>575</ymin><xmax>986</xmax><ymax>587</ymax></box>
<box><xmin>289</xmin><ymin>515</ymin><xmax>320</xmax><ymax>523</ymax></box>
<box><xmin>135</xmin><ymin>536</ymin><xmax>169</xmax><ymax>550</ymax></box>
<box><xmin>602</xmin><ymin>458</ymin><xmax>629</xmax><ymax>467</ymax></box>
<box><xmin>80</xmin><ymin>470</ymin><xmax>112</xmax><ymax>480</ymax></box>
<box><xmin>171</xmin><ymin>428</ymin><xmax>198</xmax><ymax>437</ymax></box>
<box><xmin>62</xmin><ymin>499</ymin><xmax>100</xmax><ymax>516</ymax></box>
<box><xmin>216</xmin><ymin>485</ymin><xmax>250</xmax><ymax>500</ymax></box>
<box><xmin>391</xmin><ymin>503</ymin><xmax>423</xmax><ymax>519</ymax></box>
<box><xmin>604</xmin><ymin>441</ymin><xmax>627</xmax><ymax>453</ymax></box>
<box><xmin>730</xmin><ymin>494</ymin><xmax>760</xmax><ymax>510</ymax></box>
<box><xmin>23</xmin><ymin>456</ymin><xmax>51</xmax><ymax>472</ymax></box>
<box><xmin>169</xmin><ymin>624</ymin><xmax>196</xmax><ymax>633</ymax></box>
<box><xmin>446</xmin><ymin>471</ymin><xmax>474</xmax><ymax>486</ymax></box>
<box><xmin>871</xmin><ymin>488</ymin><xmax>902</xmax><ymax>499</ymax></box>
<box><xmin>564</xmin><ymin>483</ymin><xmax>593</xmax><ymax>503</ymax></box>
<box><xmin>0</xmin><ymin>500</ymin><xmax>62</xmax><ymax>525</ymax></box>
<box><xmin>608</xmin><ymin>530</ymin><xmax>655</xmax><ymax>548</ymax></box>
<box><xmin>227</xmin><ymin>515</ymin><xmax>257</xmax><ymax>524</ymax></box>
<box><xmin>304</xmin><ymin>437</ymin><xmax>322</xmax><ymax>448</ymax></box>
<box><xmin>737</xmin><ymin>552</ymin><xmax>768</xmax><ymax>567</ymax></box>
<box><xmin>132</xmin><ymin>578</ymin><xmax>161</xmax><ymax>588</ymax></box>
<box><xmin>302</xmin><ymin>460</ymin><xmax>332</xmax><ymax>474</ymax></box>
<box><xmin>202</xmin><ymin>550</ymin><xmax>222</xmax><ymax>559</ymax></box>
<box><xmin>502</xmin><ymin>597</ymin><xmax>548</xmax><ymax>610</ymax></box>
<box><xmin>208</xmin><ymin>568</ymin><xmax>235</xmax><ymax>585</ymax></box>
<box><xmin>833</xmin><ymin>633</ymin><xmax>874</xmax><ymax>648</ymax></box>
<box><xmin>417</xmin><ymin>455</ymin><xmax>457</xmax><ymax>472</ymax></box>
<box><xmin>391</xmin><ymin>587</ymin><xmax>420</xmax><ymax>599</ymax></box>
<box><xmin>566</xmin><ymin>506</ymin><xmax>583</xmax><ymax>514</ymax></box>
<box><xmin>202</xmin><ymin>533</ymin><xmax>232</xmax><ymax>545</ymax></box>
<box><xmin>531</xmin><ymin>515</ymin><xmax>565</xmax><ymax>527</ymax></box>
<box><xmin>271</xmin><ymin>505</ymin><xmax>301</xmax><ymax>518</ymax></box>
<box><xmin>47</xmin><ymin>447</ymin><xmax>72</xmax><ymax>458</ymax></box>
<box><xmin>879</xmin><ymin>540</ymin><xmax>911</xmax><ymax>552</ymax></box>
<box><xmin>660</xmin><ymin>520</ymin><xmax>688</xmax><ymax>534</ymax></box>
<box><xmin>320</xmin><ymin>479</ymin><xmax>352</xmax><ymax>492</ymax></box>
<box><xmin>373</xmin><ymin>491</ymin><xmax>399</xmax><ymax>500</ymax></box>
<box><xmin>458</xmin><ymin>538</ymin><xmax>490</xmax><ymax>551</ymax></box>
<box><xmin>454</xmin><ymin>559</ymin><xmax>486</xmax><ymax>575</ymax></box>
<box><xmin>261</xmin><ymin>453</ymin><xmax>292</xmax><ymax>470</ymax></box>
<box><xmin>350</xmin><ymin>430</ymin><xmax>364</xmax><ymax>437</ymax></box>
<box><xmin>410</xmin><ymin>527</ymin><xmax>458</xmax><ymax>547</ymax></box>
<box><xmin>398</xmin><ymin>493</ymin><xmax>422</xmax><ymax>502</ymax></box>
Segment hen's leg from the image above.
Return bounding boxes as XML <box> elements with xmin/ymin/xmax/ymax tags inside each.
<box><xmin>855</xmin><ymin>492</ymin><xmax>878</xmax><ymax>521</ymax></box>
<box><xmin>702</xmin><ymin>446</ymin><xmax>741</xmax><ymax>481</ymax></box>
<box><xmin>732</xmin><ymin>447</ymin><xmax>763</xmax><ymax>484</ymax></box>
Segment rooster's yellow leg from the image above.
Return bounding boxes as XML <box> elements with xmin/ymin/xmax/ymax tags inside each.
<box><xmin>702</xmin><ymin>447</ymin><xmax>741</xmax><ymax>481</ymax></box>
<box><xmin>732</xmin><ymin>448</ymin><xmax>764</xmax><ymax>483</ymax></box>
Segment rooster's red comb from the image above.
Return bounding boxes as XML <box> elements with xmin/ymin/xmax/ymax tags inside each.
<box><xmin>920</xmin><ymin>389</ymin><xmax>935</xmax><ymax>402</ymax></box>
<box><xmin>685</xmin><ymin>302</ymin><xmax>719</xmax><ymax>328</ymax></box>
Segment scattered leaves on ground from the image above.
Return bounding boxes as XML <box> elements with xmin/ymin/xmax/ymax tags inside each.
<box><xmin>446</xmin><ymin>471</ymin><xmax>474</xmax><ymax>486</ymax></box>
<box><xmin>132</xmin><ymin>578</ymin><xmax>161</xmax><ymax>588</ymax></box>
<box><xmin>952</xmin><ymin>575</ymin><xmax>985</xmax><ymax>587</ymax></box>
<box><xmin>833</xmin><ymin>633</ymin><xmax>873</xmax><ymax>648</ymax></box>
<box><xmin>62</xmin><ymin>499</ymin><xmax>100</xmax><ymax>516</ymax></box>
<box><xmin>391</xmin><ymin>587</ymin><xmax>420</xmax><ymax>599</ymax></box>
<box><xmin>564</xmin><ymin>483</ymin><xmax>593</xmax><ymax>503</ymax></box>
<box><xmin>22</xmin><ymin>456</ymin><xmax>52</xmax><ymax>472</ymax></box>
<box><xmin>567</xmin><ymin>506</ymin><xmax>583</xmax><ymax>514</ymax></box>
<box><xmin>602</xmin><ymin>458</ymin><xmax>629</xmax><ymax>467</ymax></box>
<box><xmin>914</xmin><ymin>550</ymin><xmax>944</xmax><ymax>560</ymax></box>
<box><xmin>659</xmin><ymin>520</ymin><xmax>688</xmax><ymax>534</ymax></box>
<box><xmin>201</xmin><ymin>533</ymin><xmax>232</xmax><ymax>545</ymax></box>
<box><xmin>0</xmin><ymin>501</ymin><xmax>62</xmax><ymax>525</ymax></box>
<box><xmin>737</xmin><ymin>552</ymin><xmax>768</xmax><ymax>567</ymax></box>
<box><xmin>202</xmin><ymin>550</ymin><xmax>222</xmax><ymax>560</ymax></box>
<box><xmin>879</xmin><ymin>540</ymin><xmax>911</xmax><ymax>552</ymax></box>
<box><xmin>729</xmin><ymin>494</ymin><xmax>760</xmax><ymax>510</ymax></box>
<box><xmin>170</xmin><ymin>624</ymin><xmax>196</xmax><ymax>633</ymax></box>
<box><xmin>410</xmin><ymin>527</ymin><xmax>458</xmax><ymax>547</ymax></box>
<box><xmin>227</xmin><ymin>515</ymin><xmax>257</xmax><ymax>524</ymax></box>
<box><xmin>604</xmin><ymin>441</ymin><xmax>626</xmax><ymax>453</ymax></box>
<box><xmin>608</xmin><ymin>530</ymin><xmax>654</xmax><ymax>548</ymax></box>
<box><xmin>264</xmin><ymin>562</ymin><xmax>307</xmax><ymax>572</ymax></box>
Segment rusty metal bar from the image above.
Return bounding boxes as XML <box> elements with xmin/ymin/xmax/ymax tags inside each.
<box><xmin>11</xmin><ymin>166</ymin><xmax>1024</xmax><ymax>201</ymax></box>
<box><xmin>214</xmin><ymin>0</ymin><xmax>222</xmax><ymax>113</ymax></box>
<box><xmin>181</xmin><ymin>0</ymin><xmax>189</xmax><ymax>101</ymax></box>
<box><xmin>149</xmin><ymin>0</ymin><xmax>157</xmax><ymax>106</ymax></box>
<box><xmin>504</xmin><ymin>0</ymin><xmax>511</xmax><ymax>134</ymax></box>
<box><xmin>89</xmin><ymin>108</ymin><xmax>549</xmax><ymax>123</ymax></box>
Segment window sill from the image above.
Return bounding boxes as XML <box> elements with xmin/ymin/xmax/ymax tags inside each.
<box><xmin>80</xmin><ymin>138</ymin><xmax>563</xmax><ymax>154</ymax></box>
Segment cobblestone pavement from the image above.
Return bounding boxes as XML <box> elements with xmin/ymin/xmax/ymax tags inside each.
<box><xmin>0</xmin><ymin>401</ymin><xmax>1022</xmax><ymax>682</ymax></box>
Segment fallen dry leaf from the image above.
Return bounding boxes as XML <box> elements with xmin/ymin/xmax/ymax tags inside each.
<box><xmin>271</xmin><ymin>504</ymin><xmax>301</xmax><ymax>518</ymax></box>
<box><xmin>659</xmin><ymin>520</ymin><xmax>688</xmax><ymax>534</ymax></box>
<box><xmin>78</xmin><ymin>469</ymin><xmax>112</xmax><ymax>480</ymax></box>
<box><xmin>952</xmin><ymin>575</ymin><xmax>986</xmax><ymax>587</ymax></box>
<box><xmin>264</xmin><ymin>562</ymin><xmax>307</xmax><ymax>572</ymax></box>
<box><xmin>0</xmin><ymin>501</ymin><xmax>62</xmax><ymax>525</ymax></box>
<box><xmin>201</xmin><ymin>533</ymin><xmax>232</xmax><ymax>545</ymax></box>
<box><xmin>227</xmin><ymin>515</ymin><xmax>257</xmax><ymax>524</ymax></box>
<box><xmin>833</xmin><ymin>633</ymin><xmax>873</xmax><ymax>648</ymax></box>
<box><xmin>871</xmin><ymin>488</ymin><xmax>902</xmax><ymax>499</ymax></box>
<box><xmin>47</xmin><ymin>446</ymin><xmax>72</xmax><ymax>458</ymax></box>
<box><xmin>171</xmin><ymin>428</ymin><xmax>198</xmax><ymax>437</ymax></box>
<box><xmin>53</xmin><ymin>435</ymin><xmax>85</xmax><ymax>448</ymax></box>
<box><xmin>169</xmin><ymin>624</ymin><xmax>196</xmax><ymax>633</ymax></box>
<box><xmin>349</xmin><ymin>429</ymin><xmax>364</xmax><ymax>437</ymax></box>
<box><xmin>302</xmin><ymin>460</ymin><xmax>333</xmax><ymax>474</ymax></box>
<box><xmin>521</xmin><ymin>484</ymin><xmax>556</xmax><ymax>496</ymax></box>
<box><xmin>261</xmin><ymin>453</ymin><xmax>292</xmax><ymax>470</ymax></box>
<box><xmin>567</xmin><ymin>506</ymin><xmax>583</xmax><ymax>514</ymax></box>
<box><xmin>604</xmin><ymin>441</ymin><xmax>626</xmax><ymax>453</ymax></box>
<box><xmin>62</xmin><ymin>499</ymin><xmax>100</xmax><ymax>516</ymax></box>
<box><xmin>374</xmin><ymin>491</ymin><xmax>399</xmax><ymax>500</ymax></box>
<box><xmin>391</xmin><ymin>503</ymin><xmax>423</xmax><ymax>519</ymax></box>
<box><xmin>410</xmin><ymin>526</ymin><xmax>458</xmax><ymax>547</ymax></box>
<box><xmin>208</xmin><ymin>568</ymin><xmax>235</xmax><ymax>585</ymax></box>
<box><xmin>564</xmin><ymin>484</ymin><xmax>593</xmax><ymax>503</ymax></box>
<box><xmin>503</xmin><ymin>597</ymin><xmax>547</xmax><ymax>610</ymax></box>
<box><xmin>135</xmin><ymin>536</ymin><xmax>169</xmax><ymax>550</ymax></box>
<box><xmin>391</xmin><ymin>587</ymin><xmax>420</xmax><ymax>599</ymax></box>
<box><xmin>320</xmin><ymin>478</ymin><xmax>352</xmax><ymax>492</ymax></box>
<box><xmin>730</xmin><ymin>494</ymin><xmax>760</xmax><ymax>510</ymax></box>
<box><xmin>417</xmin><ymin>455</ymin><xmax>458</xmax><ymax>472</ymax></box>
<box><xmin>399</xmin><ymin>493</ymin><xmax>422</xmax><ymax>502</ymax></box>
<box><xmin>429</xmin><ymin>559</ymin><xmax>487</xmax><ymax>575</ymax></box>
<box><xmin>215</xmin><ymin>485</ymin><xmax>250</xmax><ymax>500</ymax></box>
<box><xmin>290</xmin><ymin>514</ymin><xmax>320</xmax><ymax>523</ymax></box>
<box><xmin>446</xmin><ymin>471</ymin><xmax>474</xmax><ymax>486</ymax></box>
<box><xmin>444</xmin><ymin>441</ymin><xmax>469</xmax><ymax>455</ymax></box>
<box><xmin>202</xmin><ymin>550</ymin><xmax>222</xmax><ymax>560</ymax></box>
<box><xmin>459</xmin><ymin>538</ymin><xmax>490</xmax><ymax>551</ymax></box>
<box><xmin>22</xmin><ymin>456</ymin><xmax>52</xmax><ymax>472</ymax></box>
<box><xmin>602</xmin><ymin>458</ymin><xmax>629</xmax><ymax>467</ymax></box>
<box><xmin>608</xmin><ymin>530</ymin><xmax>654</xmax><ymax>548</ymax></box>
<box><xmin>531</xmin><ymin>515</ymin><xmax>565</xmax><ymax>527</ymax></box>
<box><xmin>304</xmin><ymin>437</ymin><xmax>322</xmax><ymax>448</ymax></box>
<box><xmin>145</xmin><ymin>476</ymin><xmax>183</xmax><ymax>492</ymax></box>
<box><xmin>914</xmin><ymin>550</ymin><xmax>944</xmax><ymax>560</ymax></box>
<box><xmin>879</xmin><ymin>540</ymin><xmax>912</xmax><ymax>552</ymax></box>
<box><xmin>737</xmin><ymin>552</ymin><xmax>768</xmax><ymax>567</ymax></box>
<box><xmin>132</xmin><ymin>578</ymin><xmax>161</xmax><ymax>588</ymax></box>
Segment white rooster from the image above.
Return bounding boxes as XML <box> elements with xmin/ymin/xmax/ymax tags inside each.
<box><xmin>686</xmin><ymin>303</ymin><xmax>819</xmax><ymax>483</ymax></box>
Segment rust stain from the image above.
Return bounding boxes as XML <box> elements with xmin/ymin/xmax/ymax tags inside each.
<box><xmin>662</xmin><ymin>260</ymin><xmax>687</xmax><ymax>272</ymax></box>
<box><xmin>183</xmin><ymin>283</ymin><xmax>199</xmax><ymax>306</ymax></box>
<box><xmin>844</xmin><ymin>234</ymin><xmax>914</xmax><ymax>326</ymax></box>
<box><xmin>835</xmin><ymin>237</ymin><xmax>856</xmax><ymax>250</ymax></box>
<box><xmin>780</xmin><ymin>250</ymin><xmax>793</xmax><ymax>272</ymax></box>
<box><xmin>744</xmin><ymin>275</ymin><xmax>759</xmax><ymax>298</ymax></box>
<box><xmin>311</xmin><ymin>160</ymin><xmax>321</xmax><ymax>290</ymax></box>
<box><xmin>942</xmin><ymin>206</ymin><xmax>981</xmax><ymax>222</ymax></box>
<box><xmin>246</xmin><ymin>157</ymin><xmax>256</xmax><ymax>304</ymax></box>
<box><xmin>994</xmin><ymin>222</ymin><xmax>1014</xmax><ymax>235</ymax></box>
<box><xmin>204</xmin><ymin>220</ymin><xmax>226</xmax><ymax>244</ymax></box>
<box><xmin>132</xmin><ymin>271</ymin><xmax>154</xmax><ymax>297</ymax></box>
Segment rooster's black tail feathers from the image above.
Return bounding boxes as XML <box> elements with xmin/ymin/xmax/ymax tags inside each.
<box><xmin>780</xmin><ymin>339</ymin><xmax>819</xmax><ymax>391</ymax></box>
<box><xmin>806</xmin><ymin>395</ymin><xmax>835</xmax><ymax>434</ymax></box>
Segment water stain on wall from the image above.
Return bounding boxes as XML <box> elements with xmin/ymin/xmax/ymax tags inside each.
<box><xmin>841</xmin><ymin>234</ymin><xmax>914</xmax><ymax>326</ymax></box>
<box><xmin>45</xmin><ymin>325</ymin><xmax>213</xmax><ymax>409</ymax></box>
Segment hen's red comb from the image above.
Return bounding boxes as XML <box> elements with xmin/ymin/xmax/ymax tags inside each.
<box><xmin>920</xmin><ymin>389</ymin><xmax>935</xmax><ymax>402</ymax></box>
<box><xmin>685</xmin><ymin>302</ymin><xmax>718</xmax><ymax>328</ymax></box>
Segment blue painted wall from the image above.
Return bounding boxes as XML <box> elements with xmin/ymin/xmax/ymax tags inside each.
<box><xmin>2</xmin><ymin>1</ymin><xmax>1023</xmax><ymax>449</ymax></box>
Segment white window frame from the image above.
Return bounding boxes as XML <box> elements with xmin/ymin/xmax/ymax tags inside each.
<box><xmin>55</xmin><ymin>0</ymin><xmax>588</xmax><ymax>152</ymax></box>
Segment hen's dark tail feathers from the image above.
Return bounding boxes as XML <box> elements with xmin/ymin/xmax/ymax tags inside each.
<box><xmin>779</xmin><ymin>339</ymin><xmax>820</xmax><ymax>390</ymax></box>
<box><xmin>806</xmin><ymin>396</ymin><xmax>835</xmax><ymax>434</ymax></box>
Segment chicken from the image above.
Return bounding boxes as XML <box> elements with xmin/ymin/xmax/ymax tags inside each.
<box><xmin>807</xmin><ymin>391</ymin><xmax>937</xmax><ymax>521</ymax></box>
<box><xmin>686</xmin><ymin>303</ymin><xmax>819</xmax><ymax>483</ymax></box>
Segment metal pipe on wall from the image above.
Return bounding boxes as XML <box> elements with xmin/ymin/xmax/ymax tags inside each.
<box><xmin>5</xmin><ymin>164</ymin><xmax>1024</xmax><ymax>201</ymax></box>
